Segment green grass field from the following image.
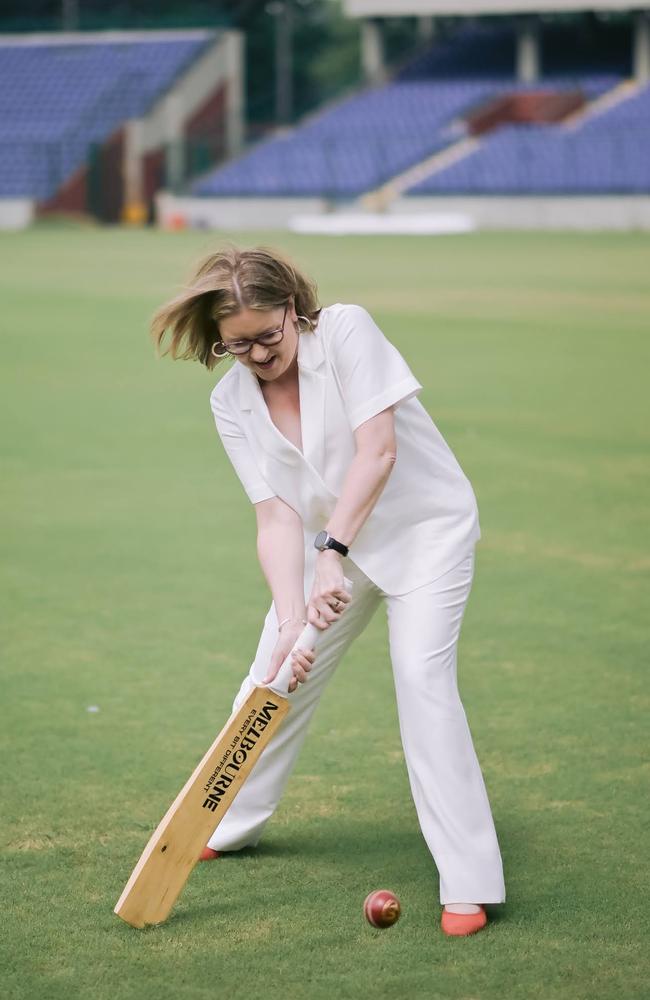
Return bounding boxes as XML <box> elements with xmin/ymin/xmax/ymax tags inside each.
<box><xmin>1</xmin><ymin>225</ymin><xmax>648</xmax><ymax>1000</ymax></box>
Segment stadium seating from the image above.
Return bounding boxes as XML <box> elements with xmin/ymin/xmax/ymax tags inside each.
<box><xmin>191</xmin><ymin>24</ymin><xmax>516</xmax><ymax>197</ymax></box>
<box><xmin>407</xmin><ymin>78</ymin><xmax>650</xmax><ymax>194</ymax></box>
<box><xmin>3</xmin><ymin>22</ymin><xmax>643</xmax><ymax>205</ymax></box>
<box><xmin>395</xmin><ymin>22</ymin><xmax>516</xmax><ymax>80</ymax></box>
<box><xmin>192</xmin><ymin>21</ymin><xmax>634</xmax><ymax>199</ymax></box>
<box><xmin>0</xmin><ymin>35</ymin><xmax>214</xmax><ymax>199</ymax></box>
<box><xmin>193</xmin><ymin>79</ymin><xmax>523</xmax><ymax>198</ymax></box>
<box><xmin>397</xmin><ymin>19</ymin><xmax>630</xmax><ymax>81</ymax></box>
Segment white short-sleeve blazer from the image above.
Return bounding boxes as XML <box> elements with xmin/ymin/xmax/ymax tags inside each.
<box><xmin>210</xmin><ymin>303</ymin><xmax>480</xmax><ymax>596</ymax></box>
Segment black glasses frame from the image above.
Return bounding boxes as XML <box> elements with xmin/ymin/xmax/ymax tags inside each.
<box><xmin>212</xmin><ymin>303</ymin><xmax>289</xmax><ymax>358</ymax></box>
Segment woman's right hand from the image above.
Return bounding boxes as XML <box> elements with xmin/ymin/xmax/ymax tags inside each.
<box><xmin>262</xmin><ymin>620</ymin><xmax>316</xmax><ymax>693</ymax></box>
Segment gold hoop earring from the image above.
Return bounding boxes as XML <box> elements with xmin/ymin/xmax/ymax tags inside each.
<box><xmin>296</xmin><ymin>313</ymin><xmax>311</xmax><ymax>333</ymax></box>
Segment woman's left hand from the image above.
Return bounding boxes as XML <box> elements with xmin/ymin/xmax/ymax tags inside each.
<box><xmin>307</xmin><ymin>551</ymin><xmax>351</xmax><ymax>630</ymax></box>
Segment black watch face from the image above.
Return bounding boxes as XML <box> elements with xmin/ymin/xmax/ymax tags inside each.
<box><xmin>315</xmin><ymin>531</ymin><xmax>328</xmax><ymax>550</ymax></box>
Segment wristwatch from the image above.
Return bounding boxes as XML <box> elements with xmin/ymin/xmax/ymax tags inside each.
<box><xmin>314</xmin><ymin>530</ymin><xmax>349</xmax><ymax>557</ymax></box>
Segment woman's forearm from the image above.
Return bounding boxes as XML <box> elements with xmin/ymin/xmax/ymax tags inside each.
<box><xmin>257</xmin><ymin>517</ymin><xmax>307</xmax><ymax>623</ymax></box>
<box><xmin>325</xmin><ymin>450</ymin><xmax>396</xmax><ymax>549</ymax></box>
<box><xmin>257</xmin><ymin>438</ymin><xmax>395</xmax><ymax>616</ymax></box>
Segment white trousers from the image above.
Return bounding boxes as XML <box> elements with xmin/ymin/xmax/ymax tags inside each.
<box><xmin>207</xmin><ymin>550</ymin><xmax>506</xmax><ymax>905</ymax></box>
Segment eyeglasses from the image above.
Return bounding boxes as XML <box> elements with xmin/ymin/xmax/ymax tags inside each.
<box><xmin>212</xmin><ymin>303</ymin><xmax>289</xmax><ymax>358</ymax></box>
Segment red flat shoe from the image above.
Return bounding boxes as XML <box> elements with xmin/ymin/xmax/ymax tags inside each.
<box><xmin>199</xmin><ymin>847</ymin><xmax>221</xmax><ymax>861</ymax></box>
<box><xmin>441</xmin><ymin>905</ymin><xmax>488</xmax><ymax>936</ymax></box>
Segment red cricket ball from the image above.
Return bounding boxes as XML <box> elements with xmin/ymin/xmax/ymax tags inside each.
<box><xmin>363</xmin><ymin>889</ymin><xmax>401</xmax><ymax>928</ymax></box>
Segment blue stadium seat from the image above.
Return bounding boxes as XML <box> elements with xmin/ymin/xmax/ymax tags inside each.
<box><xmin>0</xmin><ymin>35</ymin><xmax>214</xmax><ymax>199</ymax></box>
<box><xmin>192</xmin><ymin>80</ymin><xmax>517</xmax><ymax>198</ymax></box>
<box><xmin>192</xmin><ymin>19</ymin><xmax>635</xmax><ymax>200</ymax></box>
<box><xmin>407</xmin><ymin>78</ymin><xmax>649</xmax><ymax>195</ymax></box>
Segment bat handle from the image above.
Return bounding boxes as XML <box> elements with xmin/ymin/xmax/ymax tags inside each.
<box><xmin>267</xmin><ymin>575</ymin><xmax>354</xmax><ymax>696</ymax></box>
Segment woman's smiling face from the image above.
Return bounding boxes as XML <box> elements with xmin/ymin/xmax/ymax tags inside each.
<box><xmin>218</xmin><ymin>301</ymin><xmax>299</xmax><ymax>381</ymax></box>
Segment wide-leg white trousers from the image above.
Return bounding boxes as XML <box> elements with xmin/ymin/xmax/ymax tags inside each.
<box><xmin>207</xmin><ymin>550</ymin><xmax>506</xmax><ymax>905</ymax></box>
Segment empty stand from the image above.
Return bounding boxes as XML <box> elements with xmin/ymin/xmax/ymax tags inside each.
<box><xmin>407</xmin><ymin>79</ymin><xmax>650</xmax><ymax>195</ymax></box>
<box><xmin>192</xmin><ymin>79</ymin><xmax>520</xmax><ymax>198</ymax></box>
<box><xmin>0</xmin><ymin>34</ymin><xmax>214</xmax><ymax>201</ymax></box>
<box><xmin>192</xmin><ymin>22</ymin><xmax>637</xmax><ymax>201</ymax></box>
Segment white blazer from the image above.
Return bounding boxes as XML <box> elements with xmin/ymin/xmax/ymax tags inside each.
<box><xmin>210</xmin><ymin>303</ymin><xmax>480</xmax><ymax>596</ymax></box>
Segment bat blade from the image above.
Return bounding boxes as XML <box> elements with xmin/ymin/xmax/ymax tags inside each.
<box><xmin>114</xmin><ymin>685</ymin><xmax>289</xmax><ymax>928</ymax></box>
<box><xmin>114</xmin><ymin>580</ymin><xmax>352</xmax><ymax>930</ymax></box>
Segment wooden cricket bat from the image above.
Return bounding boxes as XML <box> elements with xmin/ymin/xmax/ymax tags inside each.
<box><xmin>114</xmin><ymin>576</ymin><xmax>353</xmax><ymax>928</ymax></box>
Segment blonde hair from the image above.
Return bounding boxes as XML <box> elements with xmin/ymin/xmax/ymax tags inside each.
<box><xmin>150</xmin><ymin>243</ymin><xmax>322</xmax><ymax>370</ymax></box>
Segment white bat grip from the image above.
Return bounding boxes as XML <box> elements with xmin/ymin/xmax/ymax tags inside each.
<box><xmin>267</xmin><ymin>575</ymin><xmax>354</xmax><ymax>696</ymax></box>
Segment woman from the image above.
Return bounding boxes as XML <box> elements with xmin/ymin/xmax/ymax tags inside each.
<box><xmin>151</xmin><ymin>244</ymin><xmax>506</xmax><ymax>937</ymax></box>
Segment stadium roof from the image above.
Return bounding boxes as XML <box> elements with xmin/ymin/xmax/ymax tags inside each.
<box><xmin>344</xmin><ymin>0</ymin><xmax>649</xmax><ymax>14</ymax></box>
<box><xmin>0</xmin><ymin>29</ymin><xmax>217</xmax><ymax>46</ymax></box>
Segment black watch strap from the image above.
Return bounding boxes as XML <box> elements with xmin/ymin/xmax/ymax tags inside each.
<box><xmin>314</xmin><ymin>530</ymin><xmax>349</xmax><ymax>557</ymax></box>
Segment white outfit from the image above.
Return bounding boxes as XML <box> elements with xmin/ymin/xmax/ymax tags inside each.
<box><xmin>210</xmin><ymin>303</ymin><xmax>480</xmax><ymax>595</ymax></box>
<box><xmin>208</xmin><ymin>304</ymin><xmax>506</xmax><ymax>904</ymax></box>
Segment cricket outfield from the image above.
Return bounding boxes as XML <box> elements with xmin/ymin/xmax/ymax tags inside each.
<box><xmin>1</xmin><ymin>224</ymin><xmax>648</xmax><ymax>999</ymax></box>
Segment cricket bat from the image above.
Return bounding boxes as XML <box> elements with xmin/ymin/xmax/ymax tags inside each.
<box><xmin>114</xmin><ymin>576</ymin><xmax>353</xmax><ymax>928</ymax></box>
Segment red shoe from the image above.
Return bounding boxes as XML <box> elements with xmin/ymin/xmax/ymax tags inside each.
<box><xmin>199</xmin><ymin>847</ymin><xmax>221</xmax><ymax>861</ymax></box>
<box><xmin>441</xmin><ymin>905</ymin><xmax>488</xmax><ymax>936</ymax></box>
